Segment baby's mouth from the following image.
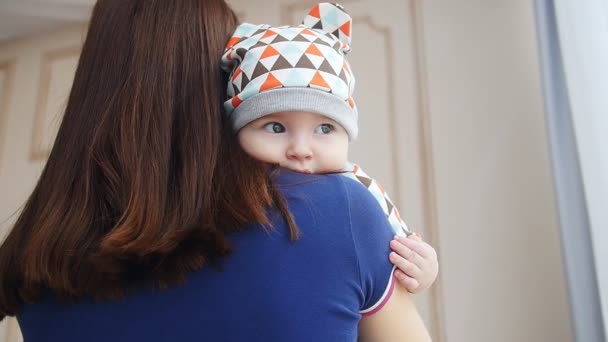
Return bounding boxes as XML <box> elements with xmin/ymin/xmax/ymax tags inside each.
<box><xmin>292</xmin><ymin>168</ymin><xmax>313</xmax><ymax>174</ymax></box>
<box><xmin>281</xmin><ymin>164</ymin><xmax>314</xmax><ymax>174</ymax></box>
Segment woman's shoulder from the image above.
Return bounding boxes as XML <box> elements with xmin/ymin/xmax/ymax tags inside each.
<box><xmin>274</xmin><ymin>169</ymin><xmax>379</xmax><ymax>209</ymax></box>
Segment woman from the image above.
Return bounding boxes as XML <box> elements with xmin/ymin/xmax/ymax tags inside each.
<box><xmin>0</xmin><ymin>0</ymin><xmax>430</xmax><ymax>341</ymax></box>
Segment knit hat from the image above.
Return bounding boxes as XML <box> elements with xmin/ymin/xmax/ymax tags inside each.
<box><xmin>221</xmin><ymin>3</ymin><xmax>358</xmax><ymax>140</ymax></box>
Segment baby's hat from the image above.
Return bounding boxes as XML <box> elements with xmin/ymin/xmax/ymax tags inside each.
<box><xmin>221</xmin><ymin>3</ymin><xmax>358</xmax><ymax>140</ymax></box>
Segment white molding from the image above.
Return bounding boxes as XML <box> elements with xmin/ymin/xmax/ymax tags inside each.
<box><xmin>0</xmin><ymin>0</ymin><xmax>92</xmax><ymax>43</ymax></box>
<box><xmin>0</xmin><ymin>1</ymin><xmax>92</xmax><ymax>21</ymax></box>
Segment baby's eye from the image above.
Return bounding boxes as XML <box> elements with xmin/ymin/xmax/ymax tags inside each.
<box><xmin>263</xmin><ymin>122</ymin><xmax>286</xmax><ymax>133</ymax></box>
<box><xmin>315</xmin><ymin>123</ymin><xmax>335</xmax><ymax>134</ymax></box>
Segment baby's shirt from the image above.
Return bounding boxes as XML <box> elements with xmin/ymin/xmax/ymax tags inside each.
<box><xmin>341</xmin><ymin>162</ymin><xmax>412</xmax><ymax>237</ymax></box>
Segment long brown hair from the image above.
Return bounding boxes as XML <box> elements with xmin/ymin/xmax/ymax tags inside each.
<box><xmin>0</xmin><ymin>0</ymin><xmax>296</xmax><ymax>320</ymax></box>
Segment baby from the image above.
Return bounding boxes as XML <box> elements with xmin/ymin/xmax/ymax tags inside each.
<box><xmin>221</xmin><ymin>3</ymin><xmax>438</xmax><ymax>293</ymax></box>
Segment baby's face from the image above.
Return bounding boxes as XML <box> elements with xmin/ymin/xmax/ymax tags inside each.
<box><xmin>238</xmin><ymin>111</ymin><xmax>349</xmax><ymax>174</ymax></box>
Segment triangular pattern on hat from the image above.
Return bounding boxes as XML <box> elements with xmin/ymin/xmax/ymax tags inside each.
<box><xmin>260</xmin><ymin>45</ymin><xmax>280</xmax><ymax>59</ymax></box>
<box><xmin>272</xmin><ymin>68</ymin><xmax>316</xmax><ymax>88</ymax></box>
<box><xmin>317</xmin><ymin>58</ymin><xmax>335</xmax><ymax>75</ymax></box>
<box><xmin>306</xmin><ymin>54</ymin><xmax>325</xmax><ymax>69</ymax></box>
<box><xmin>271</xmin><ymin>55</ymin><xmax>294</xmax><ymax>71</ymax></box>
<box><xmin>239</xmin><ymin>56</ymin><xmax>258</xmax><ymax>80</ymax></box>
<box><xmin>240</xmin><ymin>77</ymin><xmax>264</xmax><ymax>99</ymax></box>
<box><xmin>260</xmin><ymin>73</ymin><xmax>283</xmax><ymax>91</ymax></box>
<box><xmin>332</xmin><ymin>29</ymin><xmax>341</xmax><ymax>40</ymax></box>
<box><xmin>309</xmin><ymin>4</ymin><xmax>321</xmax><ymax>19</ymax></box>
<box><xmin>291</xmin><ymin>34</ymin><xmax>311</xmax><ymax>43</ymax></box>
<box><xmin>338</xmin><ymin>68</ymin><xmax>348</xmax><ymax>83</ymax></box>
<box><xmin>233</xmin><ymin>23</ymin><xmax>261</xmax><ymax>40</ymax></box>
<box><xmin>330</xmin><ymin>77</ymin><xmax>348</xmax><ymax>98</ymax></box>
<box><xmin>295</xmin><ymin>54</ymin><xmax>316</xmax><ymax>69</ymax></box>
<box><xmin>317</xmin><ymin>44</ymin><xmax>343</xmax><ymax>74</ymax></box>
<box><xmin>300</xmin><ymin>33</ymin><xmax>318</xmax><ymax>42</ymax></box>
<box><xmin>230</xmin><ymin>70</ymin><xmax>243</xmax><ymax>92</ymax></box>
<box><xmin>231</xmin><ymin>95</ymin><xmax>242</xmax><ymax>109</ymax></box>
<box><xmin>347</xmin><ymin>96</ymin><xmax>355</xmax><ymax>109</ymax></box>
<box><xmin>225</xmin><ymin>36</ymin><xmax>242</xmax><ymax>50</ymax></box>
<box><xmin>339</xmin><ymin>21</ymin><xmax>351</xmax><ymax>38</ymax></box>
<box><xmin>235</xmin><ymin>47</ymin><xmax>248</xmax><ymax>60</ymax></box>
<box><xmin>251</xmin><ymin>62</ymin><xmax>270</xmax><ymax>80</ymax></box>
<box><xmin>275</xmin><ymin>27</ymin><xmax>301</xmax><ymax>41</ymax></box>
<box><xmin>259</xmin><ymin>54</ymin><xmax>280</xmax><ymax>71</ymax></box>
<box><xmin>305</xmin><ymin>44</ymin><xmax>323</xmax><ymax>57</ymax></box>
<box><xmin>312</xmin><ymin>37</ymin><xmax>332</xmax><ymax>47</ymax></box>
<box><xmin>315</xmin><ymin>33</ymin><xmax>337</xmax><ymax>47</ymax></box>
<box><xmin>313</xmin><ymin>21</ymin><xmax>325</xmax><ymax>31</ymax></box>
<box><xmin>270</xmin><ymin>34</ymin><xmax>289</xmax><ymax>44</ymax></box>
<box><xmin>250</xmin><ymin>40</ymin><xmax>269</xmax><ymax>50</ymax></box>
<box><xmin>240</xmin><ymin>71</ymin><xmax>251</xmax><ymax>90</ymax></box>
<box><xmin>309</xmin><ymin>71</ymin><xmax>331</xmax><ymax>92</ymax></box>
<box><xmin>302</xmin><ymin>3</ymin><xmax>352</xmax><ymax>47</ymax></box>
<box><xmin>231</xmin><ymin>67</ymin><xmax>243</xmax><ymax>82</ymax></box>
<box><xmin>321</xmin><ymin>8</ymin><xmax>339</xmax><ymax>31</ymax></box>
<box><xmin>252</xmin><ymin>25</ymin><xmax>271</xmax><ymax>38</ymax></box>
<box><xmin>259</xmin><ymin>30</ymin><xmax>278</xmax><ymax>44</ymax></box>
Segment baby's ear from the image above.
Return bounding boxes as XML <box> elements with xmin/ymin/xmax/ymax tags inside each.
<box><xmin>302</xmin><ymin>3</ymin><xmax>352</xmax><ymax>53</ymax></box>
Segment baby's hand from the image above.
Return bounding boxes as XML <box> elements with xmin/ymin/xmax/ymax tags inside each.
<box><xmin>389</xmin><ymin>233</ymin><xmax>438</xmax><ymax>293</ymax></box>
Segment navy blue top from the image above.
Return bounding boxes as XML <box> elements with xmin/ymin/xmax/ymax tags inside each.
<box><xmin>18</xmin><ymin>172</ymin><xmax>396</xmax><ymax>342</ymax></box>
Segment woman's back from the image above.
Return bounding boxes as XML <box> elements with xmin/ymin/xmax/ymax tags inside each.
<box><xmin>18</xmin><ymin>172</ymin><xmax>396</xmax><ymax>342</ymax></box>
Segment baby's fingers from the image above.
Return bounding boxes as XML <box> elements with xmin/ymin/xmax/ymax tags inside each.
<box><xmin>399</xmin><ymin>235</ymin><xmax>437</xmax><ymax>260</ymax></box>
<box><xmin>390</xmin><ymin>239</ymin><xmax>419</xmax><ymax>265</ymax></box>
<box><xmin>389</xmin><ymin>248</ymin><xmax>420</xmax><ymax>278</ymax></box>
<box><xmin>394</xmin><ymin>269</ymin><xmax>420</xmax><ymax>293</ymax></box>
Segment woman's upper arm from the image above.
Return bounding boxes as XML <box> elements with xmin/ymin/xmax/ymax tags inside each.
<box><xmin>358</xmin><ymin>281</ymin><xmax>432</xmax><ymax>342</ymax></box>
<box><xmin>340</xmin><ymin>177</ymin><xmax>431</xmax><ymax>341</ymax></box>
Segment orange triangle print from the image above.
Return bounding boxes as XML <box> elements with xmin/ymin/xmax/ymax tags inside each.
<box><xmin>232</xmin><ymin>95</ymin><xmax>243</xmax><ymax>108</ymax></box>
<box><xmin>302</xmin><ymin>28</ymin><xmax>316</xmax><ymax>36</ymax></box>
<box><xmin>226</xmin><ymin>36</ymin><xmax>240</xmax><ymax>49</ymax></box>
<box><xmin>339</xmin><ymin>21</ymin><xmax>351</xmax><ymax>37</ymax></box>
<box><xmin>261</xmin><ymin>45</ymin><xmax>280</xmax><ymax>59</ymax></box>
<box><xmin>309</xmin><ymin>5</ymin><xmax>321</xmax><ymax>18</ymax></box>
<box><xmin>231</xmin><ymin>67</ymin><xmax>242</xmax><ymax>81</ymax></box>
<box><xmin>305</xmin><ymin>44</ymin><xmax>323</xmax><ymax>57</ymax></box>
<box><xmin>260</xmin><ymin>73</ymin><xmax>283</xmax><ymax>91</ymax></box>
<box><xmin>261</xmin><ymin>30</ymin><xmax>277</xmax><ymax>39</ymax></box>
<box><xmin>310</xmin><ymin>71</ymin><xmax>330</xmax><ymax>90</ymax></box>
<box><xmin>347</xmin><ymin>97</ymin><xmax>355</xmax><ymax>108</ymax></box>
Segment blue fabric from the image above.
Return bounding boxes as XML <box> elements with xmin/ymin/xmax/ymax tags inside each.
<box><xmin>18</xmin><ymin>171</ymin><xmax>395</xmax><ymax>342</ymax></box>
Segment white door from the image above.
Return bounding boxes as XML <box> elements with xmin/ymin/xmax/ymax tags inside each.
<box><xmin>0</xmin><ymin>25</ymin><xmax>84</xmax><ymax>342</ymax></box>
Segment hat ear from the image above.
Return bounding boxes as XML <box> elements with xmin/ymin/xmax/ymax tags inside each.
<box><xmin>222</xmin><ymin>23</ymin><xmax>268</xmax><ymax>72</ymax></box>
<box><xmin>224</xmin><ymin>23</ymin><xmax>261</xmax><ymax>51</ymax></box>
<box><xmin>302</xmin><ymin>3</ymin><xmax>352</xmax><ymax>53</ymax></box>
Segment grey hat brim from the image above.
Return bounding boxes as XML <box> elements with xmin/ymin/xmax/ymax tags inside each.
<box><xmin>230</xmin><ymin>87</ymin><xmax>358</xmax><ymax>141</ymax></box>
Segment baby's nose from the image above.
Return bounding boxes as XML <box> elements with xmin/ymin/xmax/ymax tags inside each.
<box><xmin>287</xmin><ymin>143</ymin><xmax>313</xmax><ymax>160</ymax></box>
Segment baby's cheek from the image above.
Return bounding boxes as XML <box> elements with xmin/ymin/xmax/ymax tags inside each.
<box><xmin>321</xmin><ymin>150</ymin><xmax>349</xmax><ymax>173</ymax></box>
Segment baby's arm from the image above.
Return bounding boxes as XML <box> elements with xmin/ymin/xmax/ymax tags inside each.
<box><xmin>341</xmin><ymin>162</ymin><xmax>438</xmax><ymax>293</ymax></box>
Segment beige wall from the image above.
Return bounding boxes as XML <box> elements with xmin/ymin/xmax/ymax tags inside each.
<box><xmin>0</xmin><ymin>1</ymin><xmax>572</xmax><ymax>341</ymax></box>
<box><xmin>421</xmin><ymin>1</ymin><xmax>572</xmax><ymax>341</ymax></box>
